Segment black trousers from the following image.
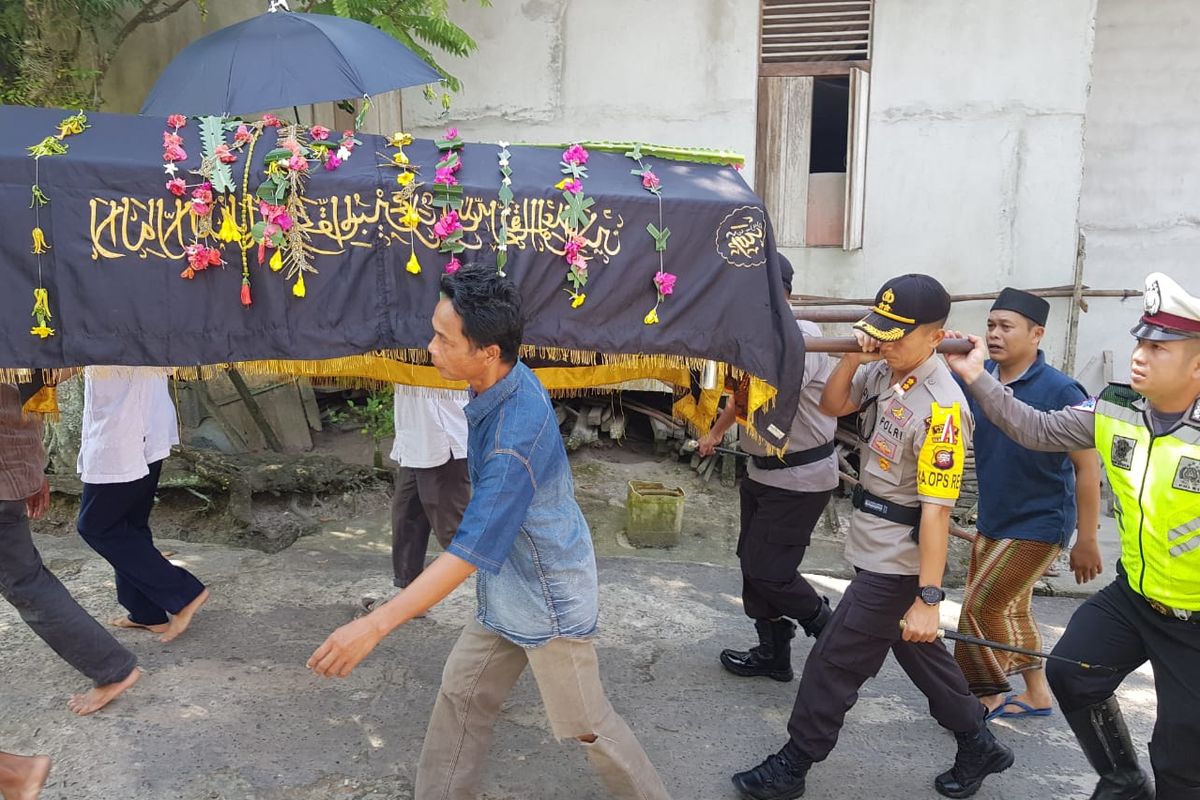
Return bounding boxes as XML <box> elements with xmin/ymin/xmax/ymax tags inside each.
<box><xmin>390</xmin><ymin>457</ymin><xmax>470</xmax><ymax>587</ymax></box>
<box><xmin>737</xmin><ymin>478</ymin><xmax>832</xmax><ymax>622</ymax></box>
<box><xmin>76</xmin><ymin>461</ymin><xmax>205</xmax><ymax>626</ymax></box>
<box><xmin>788</xmin><ymin>570</ymin><xmax>984</xmax><ymax>761</ymax></box>
<box><xmin>1047</xmin><ymin>576</ymin><xmax>1200</xmax><ymax>799</ymax></box>
<box><xmin>0</xmin><ymin>500</ymin><xmax>137</xmax><ymax>686</ymax></box>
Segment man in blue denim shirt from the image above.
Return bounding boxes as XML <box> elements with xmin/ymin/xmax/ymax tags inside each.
<box><xmin>310</xmin><ymin>264</ymin><xmax>670</xmax><ymax>800</ymax></box>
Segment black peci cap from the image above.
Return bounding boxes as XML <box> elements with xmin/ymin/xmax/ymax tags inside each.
<box><xmin>991</xmin><ymin>287</ymin><xmax>1050</xmax><ymax>327</ymax></box>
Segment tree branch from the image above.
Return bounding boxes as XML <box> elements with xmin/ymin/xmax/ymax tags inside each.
<box><xmin>103</xmin><ymin>0</ymin><xmax>194</xmax><ymax>72</ymax></box>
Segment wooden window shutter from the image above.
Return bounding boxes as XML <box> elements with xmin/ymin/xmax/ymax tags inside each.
<box><xmin>755</xmin><ymin>75</ymin><xmax>814</xmax><ymax>247</ymax></box>
<box><xmin>760</xmin><ymin>0</ymin><xmax>873</xmax><ymax>72</ymax></box>
<box><xmin>843</xmin><ymin>66</ymin><xmax>869</xmax><ymax>250</ymax></box>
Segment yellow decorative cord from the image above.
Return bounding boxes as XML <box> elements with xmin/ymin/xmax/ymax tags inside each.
<box><xmin>239</xmin><ymin>129</ymin><xmax>262</xmax><ymax>291</ymax></box>
<box><xmin>31</xmin><ymin>227</ymin><xmax>50</xmax><ymax>254</ymax></box>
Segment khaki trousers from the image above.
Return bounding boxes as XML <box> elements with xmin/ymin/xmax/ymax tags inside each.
<box><xmin>415</xmin><ymin>620</ymin><xmax>671</xmax><ymax>800</ymax></box>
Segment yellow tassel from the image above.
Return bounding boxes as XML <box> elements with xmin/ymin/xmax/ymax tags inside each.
<box><xmin>389</xmin><ymin>131</ymin><xmax>413</xmax><ymax>148</ymax></box>
<box><xmin>643</xmin><ymin>306</ymin><xmax>659</xmax><ymax>325</ymax></box>
<box><xmin>30</xmin><ymin>288</ymin><xmax>54</xmax><ymax>339</ymax></box>
<box><xmin>406</xmin><ymin>251</ymin><xmax>421</xmax><ymax>275</ymax></box>
<box><xmin>401</xmin><ymin>203</ymin><xmax>420</xmax><ymax>229</ymax></box>
<box><xmin>392</xmin><ymin>151</ymin><xmax>410</xmax><ymax>166</ymax></box>
<box><xmin>31</xmin><ymin>227</ymin><xmax>50</xmax><ymax>254</ymax></box>
<box><xmin>572</xmin><ymin>293</ymin><xmax>586</xmax><ymax>309</ymax></box>
<box><xmin>269</xmin><ymin>249</ymin><xmax>283</xmax><ymax>272</ymax></box>
<box><xmin>217</xmin><ymin>209</ymin><xmax>242</xmax><ymax>243</ymax></box>
<box><xmin>293</xmin><ymin>272</ymin><xmax>306</xmax><ymax>298</ymax></box>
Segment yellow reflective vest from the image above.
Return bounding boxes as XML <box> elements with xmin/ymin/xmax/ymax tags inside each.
<box><xmin>1094</xmin><ymin>385</ymin><xmax>1200</xmax><ymax>610</ymax></box>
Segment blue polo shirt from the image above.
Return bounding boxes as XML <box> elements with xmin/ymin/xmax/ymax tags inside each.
<box><xmin>966</xmin><ymin>351</ymin><xmax>1088</xmax><ymax>545</ymax></box>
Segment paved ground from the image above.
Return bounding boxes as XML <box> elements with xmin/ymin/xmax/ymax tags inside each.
<box><xmin>0</xmin><ymin>511</ymin><xmax>1153</xmax><ymax>800</ymax></box>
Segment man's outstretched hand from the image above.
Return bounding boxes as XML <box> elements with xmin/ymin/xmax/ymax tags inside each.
<box><xmin>308</xmin><ymin>616</ymin><xmax>386</xmax><ymax>678</ymax></box>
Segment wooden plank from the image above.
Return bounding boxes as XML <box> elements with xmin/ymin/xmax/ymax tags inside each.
<box><xmin>843</xmin><ymin>66</ymin><xmax>869</xmax><ymax>251</ymax></box>
<box><xmin>759</xmin><ymin>61</ymin><xmax>870</xmax><ymax>77</ymax></box>
<box><xmin>756</xmin><ymin>76</ymin><xmax>814</xmax><ymax>247</ymax></box>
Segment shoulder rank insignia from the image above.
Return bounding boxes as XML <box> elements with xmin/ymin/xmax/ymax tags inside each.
<box><xmin>899</xmin><ymin>376</ymin><xmax>917</xmax><ymax>394</ymax></box>
<box><xmin>1072</xmin><ymin>397</ymin><xmax>1097</xmax><ymax>413</ymax></box>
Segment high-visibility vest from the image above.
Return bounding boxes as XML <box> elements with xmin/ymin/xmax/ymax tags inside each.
<box><xmin>1094</xmin><ymin>385</ymin><xmax>1200</xmax><ymax>610</ymax></box>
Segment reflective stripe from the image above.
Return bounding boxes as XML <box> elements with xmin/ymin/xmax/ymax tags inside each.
<box><xmin>1170</xmin><ymin>536</ymin><xmax>1200</xmax><ymax>558</ymax></box>
<box><xmin>1096</xmin><ymin>400</ymin><xmax>1142</xmax><ymax>426</ymax></box>
<box><xmin>1168</xmin><ymin>517</ymin><xmax>1200</xmax><ymax>542</ymax></box>
<box><xmin>1174</xmin><ymin>426</ymin><xmax>1200</xmax><ymax>446</ymax></box>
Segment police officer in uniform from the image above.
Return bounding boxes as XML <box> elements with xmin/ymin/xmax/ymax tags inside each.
<box><xmin>732</xmin><ymin>274</ymin><xmax>1013</xmax><ymax>800</ymax></box>
<box><xmin>699</xmin><ymin>258</ymin><xmax>838</xmax><ymax>682</ymax></box>
<box><xmin>947</xmin><ymin>271</ymin><xmax>1200</xmax><ymax>800</ymax></box>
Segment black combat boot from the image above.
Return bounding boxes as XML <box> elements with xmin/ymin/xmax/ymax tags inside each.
<box><xmin>731</xmin><ymin>742</ymin><xmax>813</xmax><ymax>799</ymax></box>
<box><xmin>720</xmin><ymin>618</ymin><xmax>796</xmax><ymax>681</ymax></box>
<box><xmin>934</xmin><ymin>724</ymin><xmax>1015</xmax><ymax>798</ymax></box>
<box><xmin>1064</xmin><ymin>696</ymin><xmax>1155</xmax><ymax>800</ymax></box>
<box><xmin>799</xmin><ymin>596</ymin><xmax>833</xmax><ymax>638</ymax></box>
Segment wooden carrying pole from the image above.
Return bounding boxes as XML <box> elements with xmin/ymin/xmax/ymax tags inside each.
<box><xmin>804</xmin><ymin>336</ymin><xmax>973</xmax><ymax>354</ymax></box>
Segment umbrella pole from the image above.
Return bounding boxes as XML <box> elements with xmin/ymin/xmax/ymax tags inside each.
<box><xmin>293</xmin><ymin>106</ymin><xmax>302</xmax><ymax>125</ymax></box>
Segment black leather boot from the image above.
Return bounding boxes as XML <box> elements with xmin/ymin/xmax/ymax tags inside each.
<box><xmin>731</xmin><ymin>742</ymin><xmax>812</xmax><ymax>799</ymax></box>
<box><xmin>934</xmin><ymin>725</ymin><xmax>1015</xmax><ymax>798</ymax></box>
<box><xmin>720</xmin><ymin>618</ymin><xmax>796</xmax><ymax>681</ymax></box>
<box><xmin>1064</xmin><ymin>696</ymin><xmax>1154</xmax><ymax>800</ymax></box>
<box><xmin>799</xmin><ymin>596</ymin><xmax>833</xmax><ymax>638</ymax></box>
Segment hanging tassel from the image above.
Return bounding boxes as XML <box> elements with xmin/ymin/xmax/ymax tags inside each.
<box><xmin>269</xmin><ymin>248</ymin><xmax>283</xmax><ymax>272</ymax></box>
<box><xmin>30</xmin><ymin>185</ymin><xmax>49</xmax><ymax>207</ymax></box>
<box><xmin>31</xmin><ymin>227</ymin><xmax>50</xmax><ymax>254</ymax></box>
<box><xmin>217</xmin><ymin>207</ymin><xmax>242</xmax><ymax>243</ymax></box>
<box><xmin>406</xmin><ymin>251</ymin><xmax>421</xmax><ymax>275</ymax></box>
<box><xmin>240</xmin><ymin>278</ymin><xmax>252</xmax><ymax>307</ymax></box>
<box><xmin>292</xmin><ymin>272</ymin><xmax>306</xmax><ymax>298</ymax></box>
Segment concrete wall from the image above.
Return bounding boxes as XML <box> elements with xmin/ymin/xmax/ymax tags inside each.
<box><xmin>787</xmin><ymin>0</ymin><xmax>1099</xmax><ymax>378</ymax></box>
<box><xmin>1076</xmin><ymin>0</ymin><xmax>1200</xmax><ymax>388</ymax></box>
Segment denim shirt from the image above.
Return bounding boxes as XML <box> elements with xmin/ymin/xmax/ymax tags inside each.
<box><xmin>446</xmin><ymin>361</ymin><xmax>599</xmax><ymax>647</ymax></box>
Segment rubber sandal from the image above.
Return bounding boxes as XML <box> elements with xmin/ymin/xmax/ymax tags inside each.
<box><xmin>998</xmin><ymin>697</ymin><xmax>1053</xmax><ymax>718</ymax></box>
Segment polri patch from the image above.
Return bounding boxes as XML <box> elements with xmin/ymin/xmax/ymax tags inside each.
<box><xmin>884</xmin><ymin>398</ymin><xmax>914</xmax><ymax>427</ymax></box>
<box><xmin>1110</xmin><ymin>436</ymin><xmax>1136</xmax><ymax>470</ymax></box>
<box><xmin>1173</xmin><ymin>456</ymin><xmax>1200</xmax><ymax>493</ymax></box>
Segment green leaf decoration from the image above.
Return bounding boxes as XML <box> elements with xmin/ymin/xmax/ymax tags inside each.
<box><xmin>498</xmin><ymin>184</ymin><xmax>514</xmax><ymax>205</ymax></box>
<box><xmin>264</xmin><ymin>148</ymin><xmax>293</xmax><ymax>164</ymax></box>
<box><xmin>199</xmin><ymin>115</ymin><xmax>235</xmax><ymax>194</ymax></box>
<box><xmin>624</xmin><ymin>144</ymin><xmax>643</xmax><ymax>160</ymax></box>
<box><xmin>647</xmin><ymin>223</ymin><xmax>672</xmax><ymax>252</ymax></box>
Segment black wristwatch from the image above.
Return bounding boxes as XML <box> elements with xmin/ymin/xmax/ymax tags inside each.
<box><xmin>918</xmin><ymin>585</ymin><xmax>946</xmax><ymax>606</ymax></box>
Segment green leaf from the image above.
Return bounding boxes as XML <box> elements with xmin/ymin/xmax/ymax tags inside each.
<box><xmin>647</xmin><ymin>223</ymin><xmax>671</xmax><ymax>251</ymax></box>
<box><xmin>199</xmin><ymin>115</ymin><xmax>235</xmax><ymax>194</ymax></box>
<box><xmin>498</xmin><ymin>184</ymin><xmax>514</xmax><ymax>205</ymax></box>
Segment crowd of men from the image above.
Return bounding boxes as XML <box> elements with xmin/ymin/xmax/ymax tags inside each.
<box><xmin>2</xmin><ymin>262</ymin><xmax>1197</xmax><ymax>800</ymax></box>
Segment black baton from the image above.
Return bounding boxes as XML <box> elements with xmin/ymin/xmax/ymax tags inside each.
<box><xmin>900</xmin><ymin>621</ymin><xmax>1117</xmax><ymax>672</ymax></box>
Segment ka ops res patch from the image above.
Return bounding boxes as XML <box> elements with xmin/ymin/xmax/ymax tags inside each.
<box><xmin>918</xmin><ymin>402</ymin><xmax>965</xmax><ymax>499</ymax></box>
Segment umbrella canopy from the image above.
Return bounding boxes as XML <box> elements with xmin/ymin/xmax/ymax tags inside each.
<box><xmin>140</xmin><ymin>9</ymin><xmax>442</xmax><ymax>116</ymax></box>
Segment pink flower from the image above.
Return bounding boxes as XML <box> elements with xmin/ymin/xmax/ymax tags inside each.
<box><xmin>276</xmin><ymin>213</ymin><xmax>294</xmax><ymax>232</ymax></box>
<box><xmin>163</xmin><ymin>144</ymin><xmax>187</xmax><ymax>162</ymax></box>
<box><xmin>191</xmin><ymin>183</ymin><xmax>213</xmax><ymax>205</ymax></box>
<box><xmin>264</xmin><ymin>222</ymin><xmax>280</xmax><ymax>239</ymax></box>
<box><xmin>569</xmin><ymin>253</ymin><xmax>588</xmax><ymax>273</ymax></box>
<box><xmin>262</xmin><ymin>113</ymin><xmax>281</xmax><ymax>127</ymax></box>
<box><xmin>563</xmin><ymin>234</ymin><xmax>586</xmax><ymax>262</ymax></box>
<box><xmin>190</xmin><ymin>201</ymin><xmax>210</xmax><ymax>217</ymax></box>
<box><xmin>259</xmin><ymin>201</ymin><xmax>283</xmax><ymax>219</ymax></box>
<box><xmin>165</xmin><ymin>178</ymin><xmax>186</xmax><ymax>196</ymax></box>
<box><xmin>288</xmin><ymin>155</ymin><xmax>308</xmax><ymax>172</ymax></box>
<box><xmin>434</xmin><ymin>167</ymin><xmax>458</xmax><ymax>186</ymax></box>
<box><xmin>654</xmin><ymin>271</ymin><xmax>677</xmax><ymax>297</ymax></box>
<box><xmin>444</xmin><ymin>256</ymin><xmax>462</xmax><ymax>274</ymax></box>
<box><xmin>282</xmin><ymin>138</ymin><xmax>303</xmax><ymax>157</ymax></box>
<box><xmin>323</xmin><ymin>154</ymin><xmax>342</xmax><ymax>171</ymax></box>
<box><xmin>562</xmin><ymin>178</ymin><xmax>582</xmax><ymax>195</ymax></box>
<box><xmin>433</xmin><ymin>210</ymin><xmax>462</xmax><ymax>239</ymax></box>
<box><xmin>342</xmin><ymin>129</ymin><xmax>354</xmax><ymax>140</ymax></box>
<box><xmin>163</xmin><ymin>131</ymin><xmax>183</xmax><ymax>148</ymax></box>
<box><xmin>642</xmin><ymin>170</ymin><xmax>661</xmax><ymax>191</ymax></box>
<box><xmin>215</xmin><ymin>143</ymin><xmax>237</xmax><ymax>164</ymax></box>
<box><xmin>310</xmin><ymin>125</ymin><xmax>330</xmax><ymax>141</ymax></box>
<box><xmin>234</xmin><ymin>125</ymin><xmax>252</xmax><ymax>145</ymax></box>
<box><xmin>167</xmin><ymin>114</ymin><xmax>187</xmax><ymax>130</ymax></box>
<box><xmin>444</xmin><ymin>127</ymin><xmax>459</xmax><ymax>140</ymax></box>
<box><xmin>563</xmin><ymin>144</ymin><xmax>589</xmax><ymax>165</ymax></box>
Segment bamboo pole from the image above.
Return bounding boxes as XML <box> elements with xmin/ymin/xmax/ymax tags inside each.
<box><xmin>804</xmin><ymin>336</ymin><xmax>973</xmax><ymax>354</ymax></box>
<box><xmin>791</xmin><ymin>285</ymin><xmax>1140</xmax><ymax>307</ymax></box>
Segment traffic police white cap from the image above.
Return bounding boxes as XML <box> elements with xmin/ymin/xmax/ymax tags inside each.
<box><xmin>1131</xmin><ymin>272</ymin><xmax>1200</xmax><ymax>341</ymax></box>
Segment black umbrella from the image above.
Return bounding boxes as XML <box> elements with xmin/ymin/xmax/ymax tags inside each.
<box><xmin>140</xmin><ymin>5</ymin><xmax>441</xmax><ymax>116</ymax></box>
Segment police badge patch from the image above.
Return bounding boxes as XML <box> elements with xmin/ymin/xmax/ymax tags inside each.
<box><xmin>1110</xmin><ymin>436</ymin><xmax>1136</xmax><ymax>470</ymax></box>
<box><xmin>1174</xmin><ymin>457</ymin><xmax>1200</xmax><ymax>493</ymax></box>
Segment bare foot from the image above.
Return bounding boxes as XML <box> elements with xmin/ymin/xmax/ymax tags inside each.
<box><xmin>68</xmin><ymin>668</ymin><xmax>141</xmax><ymax>716</ymax></box>
<box><xmin>158</xmin><ymin>588</ymin><xmax>210</xmax><ymax>644</ymax></box>
<box><xmin>0</xmin><ymin>752</ymin><xmax>51</xmax><ymax>800</ymax></box>
<box><xmin>109</xmin><ymin>616</ymin><xmax>169</xmax><ymax>634</ymax></box>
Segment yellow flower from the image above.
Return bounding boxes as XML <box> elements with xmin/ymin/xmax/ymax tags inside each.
<box><xmin>555</xmin><ymin>177</ymin><xmax>571</xmax><ymax>191</ymax></box>
<box><xmin>389</xmin><ymin>131</ymin><xmax>413</xmax><ymax>148</ymax></box>
<box><xmin>31</xmin><ymin>227</ymin><xmax>50</xmax><ymax>254</ymax></box>
<box><xmin>572</xmin><ymin>293</ymin><xmax>586</xmax><ymax>309</ymax></box>
<box><xmin>292</xmin><ymin>272</ymin><xmax>306</xmax><ymax>298</ymax></box>
<box><xmin>392</xmin><ymin>151</ymin><xmax>410</xmax><ymax>166</ymax></box>
<box><xmin>30</xmin><ymin>324</ymin><xmax>55</xmax><ymax>339</ymax></box>
<box><xmin>400</xmin><ymin>204</ymin><xmax>420</xmax><ymax>229</ymax></box>
<box><xmin>396</xmin><ymin>171</ymin><xmax>415</xmax><ymax>186</ymax></box>
<box><xmin>216</xmin><ymin>210</ymin><xmax>242</xmax><ymax>243</ymax></box>
<box><xmin>643</xmin><ymin>307</ymin><xmax>660</xmax><ymax>325</ymax></box>
<box><xmin>406</xmin><ymin>251</ymin><xmax>421</xmax><ymax>275</ymax></box>
<box><xmin>269</xmin><ymin>249</ymin><xmax>284</xmax><ymax>272</ymax></box>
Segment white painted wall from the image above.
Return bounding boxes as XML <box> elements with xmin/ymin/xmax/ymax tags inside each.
<box><xmin>786</xmin><ymin>0</ymin><xmax>1099</xmax><ymax>379</ymax></box>
<box><xmin>1076</xmin><ymin>0</ymin><xmax>1200</xmax><ymax>389</ymax></box>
